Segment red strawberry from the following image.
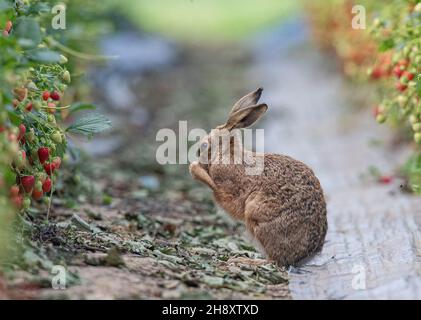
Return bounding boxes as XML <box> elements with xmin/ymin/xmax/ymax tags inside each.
<box><xmin>10</xmin><ymin>185</ymin><xmax>20</xmax><ymax>197</ymax></box>
<box><xmin>8</xmin><ymin>133</ymin><xmax>17</xmax><ymax>142</ymax></box>
<box><xmin>18</xmin><ymin>124</ymin><xmax>26</xmax><ymax>141</ymax></box>
<box><xmin>25</xmin><ymin>102</ymin><xmax>33</xmax><ymax>112</ymax></box>
<box><xmin>44</xmin><ymin>162</ymin><xmax>56</xmax><ymax>175</ymax></box>
<box><xmin>52</xmin><ymin>157</ymin><xmax>61</xmax><ymax>170</ymax></box>
<box><xmin>42</xmin><ymin>178</ymin><xmax>52</xmax><ymax>193</ymax></box>
<box><xmin>398</xmin><ymin>59</ymin><xmax>409</xmax><ymax>67</ymax></box>
<box><xmin>32</xmin><ymin>189</ymin><xmax>43</xmax><ymax>201</ymax></box>
<box><xmin>402</xmin><ymin>71</ymin><xmax>415</xmax><ymax>81</ymax></box>
<box><xmin>38</xmin><ymin>147</ymin><xmax>49</xmax><ymax>164</ymax></box>
<box><xmin>42</xmin><ymin>91</ymin><xmax>50</xmax><ymax>101</ymax></box>
<box><xmin>379</xmin><ymin>176</ymin><xmax>393</xmax><ymax>185</ymax></box>
<box><xmin>21</xmin><ymin>175</ymin><xmax>35</xmax><ymax>193</ymax></box>
<box><xmin>12</xmin><ymin>195</ymin><xmax>23</xmax><ymax>208</ymax></box>
<box><xmin>393</xmin><ymin>65</ymin><xmax>404</xmax><ymax>78</ymax></box>
<box><xmin>396</xmin><ymin>82</ymin><xmax>408</xmax><ymax>92</ymax></box>
<box><xmin>47</xmin><ymin>102</ymin><xmax>56</xmax><ymax>114</ymax></box>
<box><xmin>50</xmin><ymin>91</ymin><xmax>60</xmax><ymax>101</ymax></box>
<box><xmin>370</xmin><ymin>68</ymin><xmax>383</xmax><ymax>80</ymax></box>
<box><xmin>5</xmin><ymin>21</ymin><xmax>12</xmax><ymax>33</ymax></box>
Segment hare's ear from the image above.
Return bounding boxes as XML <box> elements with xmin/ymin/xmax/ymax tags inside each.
<box><xmin>224</xmin><ymin>104</ymin><xmax>268</xmax><ymax>130</ymax></box>
<box><xmin>230</xmin><ymin>87</ymin><xmax>263</xmax><ymax>115</ymax></box>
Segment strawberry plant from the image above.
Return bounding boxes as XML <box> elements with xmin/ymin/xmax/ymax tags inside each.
<box><xmin>0</xmin><ymin>0</ymin><xmax>111</xmax><ymax>214</ymax></box>
<box><xmin>0</xmin><ymin>105</ymin><xmax>17</xmax><ymax>261</ymax></box>
<box><xmin>308</xmin><ymin>0</ymin><xmax>421</xmax><ymax>193</ymax></box>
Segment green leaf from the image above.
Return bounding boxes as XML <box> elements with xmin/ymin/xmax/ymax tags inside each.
<box><xmin>416</xmin><ymin>74</ymin><xmax>421</xmax><ymax>97</ymax></box>
<box><xmin>7</xmin><ymin>111</ymin><xmax>21</xmax><ymax>126</ymax></box>
<box><xmin>14</xmin><ymin>17</ymin><xmax>42</xmax><ymax>49</ymax></box>
<box><xmin>68</xmin><ymin>102</ymin><xmax>97</xmax><ymax>115</ymax></box>
<box><xmin>27</xmin><ymin>48</ymin><xmax>62</xmax><ymax>63</ymax></box>
<box><xmin>378</xmin><ymin>38</ymin><xmax>395</xmax><ymax>52</ymax></box>
<box><xmin>66</xmin><ymin>113</ymin><xmax>112</xmax><ymax>137</ymax></box>
<box><xmin>28</xmin><ymin>2</ymin><xmax>51</xmax><ymax>14</ymax></box>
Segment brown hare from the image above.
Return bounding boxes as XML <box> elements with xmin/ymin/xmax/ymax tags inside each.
<box><xmin>189</xmin><ymin>88</ymin><xmax>327</xmax><ymax>267</ymax></box>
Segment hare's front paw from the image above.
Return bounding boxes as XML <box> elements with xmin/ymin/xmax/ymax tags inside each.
<box><xmin>189</xmin><ymin>161</ymin><xmax>200</xmax><ymax>179</ymax></box>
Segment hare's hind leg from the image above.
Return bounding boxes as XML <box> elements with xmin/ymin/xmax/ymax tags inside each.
<box><xmin>244</xmin><ymin>203</ymin><xmax>304</xmax><ymax>267</ymax></box>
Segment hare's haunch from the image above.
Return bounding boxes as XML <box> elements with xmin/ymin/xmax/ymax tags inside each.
<box><xmin>189</xmin><ymin>88</ymin><xmax>327</xmax><ymax>267</ymax></box>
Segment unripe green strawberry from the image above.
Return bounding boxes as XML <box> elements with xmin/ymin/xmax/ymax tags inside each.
<box><xmin>33</xmin><ymin>101</ymin><xmax>42</xmax><ymax>111</ymax></box>
<box><xmin>410</xmin><ymin>115</ymin><xmax>419</xmax><ymax>125</ymax></box>
<box><xmin>26</xmin><ymin>128</ymin><xmax>35</xmax><ymax>143</ymax></box>
<box><xmin>26</xmin><ymin>81</ymin><xmax>38</xmax><ymax>91</ymax></box>
<box><xmin>62</xmin><ymin>70</ymin><xmax>71</xmax><ymax>83</ymax></box>
<box><xmin>59</xmin><ymin>55</ymin><xmax>68</xmax><ymax>64</ymax></box>
<box><xmin>14</xmin><ymin>150</ymin><xmax>26</xmax><ymax>168</ymax></box>
<box><xmin>51</xmin><ymin>131</ymin><xmax>62</xmax><ymax>143</ymax></box>
<box><xmin>44</xmin><ymin>197</ymin><xmax>51</xmax><ymax>206</ymax></box>
<box><xmin>413</xmin><ymin>123</ymin><xmax>421</xmax><ymax>132</ymax></box>
<box><xmin>23</xmin><ymin>198</ymin><xmax>31</xmax><ymax>210</ymax></box>
<box><xmin>35</xmin><ymin>172</ymin><xmax>46</xmax><ymax>182</ymax></box>
<box><xmin>415</xmin><ymin>133</ymin><xmax>421</xmax><ymax>144</ymax></box>
<box><xmin>376</xmin><ymin>114</ymin><xmax>387</xmax><ymax>124</ymax></box>
<box><xmin>47</xmin><ymin>115</ymin><xmax>56</xmax><ymax>124</ymax></box>
<box><xmin>35</xmin><ymin>180</ymin><xmax>42</xmax><ymax>191</ymax></box>
<box><xmin>398</xmin><ymin>95</ymin><xmax>408</xmax><ymax>108</ymax></box>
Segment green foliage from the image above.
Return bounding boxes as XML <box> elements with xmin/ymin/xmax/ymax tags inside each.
<box><xmin>0</xmin><ymin>0</ymin><xmax>111</xmax><ymax>214</ymax></box>
<box><xmin>66</xmin><ymin>114</ymin><xmax>112</xmax><ymax>137</ymax></box>
<box><xmin>309</xmin><ymin>0</ymin><xmax>421</xmax><ymax>192</ymax></box>
<box><xmin>118</xmin><ymin>0</ymin><xmax>299</xmax><ymax>42</ymax></box>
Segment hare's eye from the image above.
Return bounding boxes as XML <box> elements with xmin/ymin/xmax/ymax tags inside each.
<box><xmin>201</xmin><ymin>142</ymin><xmax>208</xmax><ymax>150</ymax></box>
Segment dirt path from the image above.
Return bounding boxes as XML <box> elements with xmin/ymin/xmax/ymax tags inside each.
<box><xmin>2</xmin><ymin>41</ymin><xmax>292</xmax><ymax>300</ymax></box>
<box><xmin>252</xmin><ymin>19</ymin><xmax>421</xmax><ymax>299</ymax></box>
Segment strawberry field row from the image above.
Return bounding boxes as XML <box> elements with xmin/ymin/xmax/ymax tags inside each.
<box><xmin>307</xmin><ymin>0</ymin><xmax>421</xmax><ymax>192</ymax></box>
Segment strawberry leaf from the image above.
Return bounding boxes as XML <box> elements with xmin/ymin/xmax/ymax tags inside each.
<box><xmin>14</xmin><ymin>17</ymin><xmax>42</xmax><ymax>49</ymax></box>
<box><xmin>66</xmin><ymin>113</ymin><xmax>112</xmax><ymax>137</ymax></box>
<box><xmin>27</xmin><ymin>48</ymin><xmax>62</xmax><ymax>64</ymax></box>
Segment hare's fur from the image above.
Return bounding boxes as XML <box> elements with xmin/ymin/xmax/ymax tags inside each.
<box><xmin>189</xmin><ymin>88</ymin><xmax>327</xmax><ymax>267</ymax></box>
